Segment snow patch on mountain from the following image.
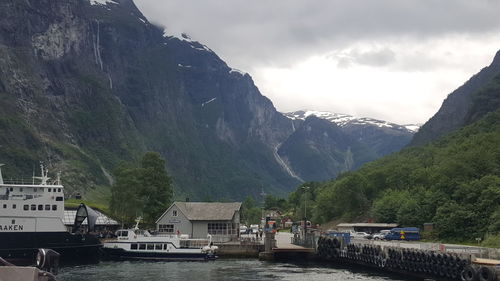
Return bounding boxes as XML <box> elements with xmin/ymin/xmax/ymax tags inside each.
<box><xmin>90</xmin><ymin>0</ymin><xmax>117</xmax><ymax>5</ymax></box>
<box><xmin>285</xmin><ymin>110</ymin><xmax>420</xmax><ymax>132</ymax></box>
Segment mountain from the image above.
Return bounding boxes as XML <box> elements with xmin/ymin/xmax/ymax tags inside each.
<box><xmin>0</xmin><ymin>0</ymin><xmax>416</xmax><ymax>201</ymax></box>
<box><xmin>0</xmin><ymin>0</ymin><xmax>300</xmax><ymax>200</ymax></box>
<box><xmin>411</xmin><ymin>50</ymin><xmax>500</xmax><ymax>146</ymax></box>
<box><xmin>278</xmin><ymin>110</ymin><xmax>416</xmax><ymax>181</ymax></box>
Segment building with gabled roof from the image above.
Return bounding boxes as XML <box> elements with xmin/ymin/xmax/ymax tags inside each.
<box><xmin>156</xmin><ymin>202</ymin><xmax>242</xmax><ymax>242</ymax></box>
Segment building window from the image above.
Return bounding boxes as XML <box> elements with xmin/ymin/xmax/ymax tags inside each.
<box><xmin>38</xmin><ymin>205</ymin><xmax>43</xmax><ymax>211</ymax></box>
<box><xmin>12</xmin><ymin>204</ymin><xmax>16</xmax><ymax>209</ymax></box>
<box><xmin>208</xmin><ymin>223</ymin><xmax>228</xmax><ymax>235</ymax></box>
<box><xmin>48</xmin><ymin>188</ymin><xmax>51</xmax><ymax>192</ymax></box>
<box><xmin>52</xmin><ymin>205</ymin><xmax>57</xmax><ymax>211</ymax></box>
<box><xmin>172</xmin><ymin>210</ymin><xmax>177</xmax><ymax>217</ymax></box>
<box><xmin>24</xmin><ymin>205</ymin><xmax>29</xmax><ymax>211</ymax></box>
<box><xmin>2</xmin><ymin>204</ymin><xmax>6</xmax><ymax>209</ymax></box>
<box><xmin>158</xmin><ymin>224</ymin><xmax>174</xmax><ymax>233</ymax></box>
<box><xmin>56</xmin><ymin>197</ymin><xmax>63</xmax><ymax>201</ymax></box>
<box><xmin>31</xmin><ymin>204</ymin><xmax>36</xmax><ymax>210</ymax></box>
<box><xmin>58</xmin><ymin>188</ymin><xmax>61</xmax><ymax>192</ymax></box>
<box><xmin>11</xmin><ymin>219</ymin><xmax>15</xmax><ymax>224</ymax></box>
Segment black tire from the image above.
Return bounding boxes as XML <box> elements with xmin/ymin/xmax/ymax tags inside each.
<box><xmin>478</xmin><ymin>266</ymin><xmax>496</xmax><ymax>281</ymax></box>
<box><xmin>461</xmin><ymin>265</ymin><xmax>478</xmax><ymax>281</ymax></box>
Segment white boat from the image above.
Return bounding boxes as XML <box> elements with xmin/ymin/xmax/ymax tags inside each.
<box><xmin>0</xmin><ymin>164</ymin><xmax>102</xmax><ymax>264</ymax></box>
<box><xmin>102</xmin><ymin>220</ymin><xmax>218</xmax><ymax>261</ymax></box>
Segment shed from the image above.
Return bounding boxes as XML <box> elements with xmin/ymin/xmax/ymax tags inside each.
<box><xmin>156</xmin><ymin>202</ymin><xmax>241</xmax><ymax>242</ymax></box>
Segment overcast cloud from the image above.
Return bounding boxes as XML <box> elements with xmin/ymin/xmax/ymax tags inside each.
<box><xmin>135</xmin><ymin>0</ymin><xmax>500</xmax><ymax>124</ymax></box>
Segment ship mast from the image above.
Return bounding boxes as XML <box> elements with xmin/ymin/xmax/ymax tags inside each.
<box><xmin>0</xmin><ymin>164</ymin><xmax>4</xmax><ymax>185</ymax></box>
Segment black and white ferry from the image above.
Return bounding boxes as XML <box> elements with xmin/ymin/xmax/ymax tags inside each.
<box><xmin>102</xmin><ymin>220</ymin><xmax>218</xmax><ymax>261</ymax></box>
<box><xmin>0</xmin><ymin>164</ymin><xmax>102</xmax><ymax>264</ymax></box>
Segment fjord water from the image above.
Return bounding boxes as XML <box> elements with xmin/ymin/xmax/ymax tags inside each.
<box><xmin>58</xmin><ymin>259</ymin><xmax>414</xmax><ymax>281</ymax></box>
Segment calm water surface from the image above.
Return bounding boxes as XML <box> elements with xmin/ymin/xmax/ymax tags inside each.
<box><xmin>58</xmin><ymin>259</ymin><xmax>416</xmax><ymax>281</ymax></box>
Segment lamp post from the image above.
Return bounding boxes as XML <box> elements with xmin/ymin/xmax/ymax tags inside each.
<box><xmin>301</xmin><ymin>186</ymin><xmax>310</xmax><ymax>245</ymax></box>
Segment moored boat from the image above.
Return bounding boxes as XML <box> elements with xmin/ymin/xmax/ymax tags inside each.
<box><xmin>0</xmin><ymin>164</ymin><xmax>102</xmax><ymax>264</ymax></box>
<box><xmin>102</xmin><ymin>220</ymin><xmax>218</xmax><ymax>261</ymax></box>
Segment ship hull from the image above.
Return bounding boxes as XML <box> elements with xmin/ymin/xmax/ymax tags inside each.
<box><xmin>102</xmin><ymin>247</ymin><xmax>216</xmax><ymax>261</ymax></box>
<box><xmin>0</xmin><ymin>232</ymin><xmax>102</xmax><ymax>265</ymax></box>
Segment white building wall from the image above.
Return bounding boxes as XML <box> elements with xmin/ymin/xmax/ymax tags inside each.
<box><xmin>156</xmin><ymin>204</ymin><xmax>192</xmax><ymax>236</ymax></box>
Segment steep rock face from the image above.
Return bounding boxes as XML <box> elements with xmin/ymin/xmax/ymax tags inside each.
<box><xmin>411</xmin><ymin>50</ymin><xmax>500</xmax><ymax>146</ymax></box>
<box><xmin>0</xmin><ymin>0</ymin><xmax>298</xmax><ymax>199</ymax></box>
<box><xmin>279</xmin><ymin>111</ymin><xmax>415</xmax><ymax>182</ymax></box>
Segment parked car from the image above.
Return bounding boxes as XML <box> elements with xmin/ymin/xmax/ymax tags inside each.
<box><xmin>249</xmin><ymin>224</ymin><xmax>259</xmax><ymax>234</ymax></box>
<box><xmin>350</xmin><ymin>232</ymin><xmax>372</xmax><ymax>239</ymax></box>
<box><xmin>373</xmin><ymin>230</ymin><xmax>391</xmax><ymax>240</ymax></box>
<box><xmin>239</xmin><ymin>225</ymin><xmax>248</xmax><ymax>234</ymax></box>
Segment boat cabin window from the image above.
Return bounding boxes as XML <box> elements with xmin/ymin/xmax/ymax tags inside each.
<box><xmin>24</xmin><ymin>205</ymin><xmax>29</xmax><ymax>211</ymax></box>
<box><xmin>56</xmin><ymin>196</ymin><xmax>63</xmax><ymax>201</ymax></box>
<box><xmin>131</xmin><ymin>244</ymin><xmax>138</xmax><ymax>250</ymax></box>
<box><xmin>52</xmin><ymin>205</ymin><xmax>57</xmax><ymax>211</ymax></box>
<box><xmin>33</xmin><ymin>188</ymin><xmax>37</xmax><ymax>192</ymax></box>
<box><xmin>12</xmin><ymin>204</ymin><xmax>16</xmax><ymax>209</ymax></box>
<box><xmin>31</xmin><ymin>204</ymin><xmax>36</xmax><ymax>210</ymax></box>
<box><xmin>38</xmin><ymin>205</ymin><xmax>43</xmax><ymax>211</ymax></box>
<box><xmin>45</xmin><ymin>205</ymin><xmax>50</xmax><ymax>210</ymax></box>
<box><xmin>155</xmin><ymin>244</ymin><xmax>162</xmax><ymax>250</ymax></box>
<box><xmin>19</xmin><ymin>188</ymin><xmax>23</xmax><ymax>192</ymax></box>
<box><xmin>48</xmin><ymin>188</ymin><xmax>51</xmax><ymax>192</ymax></box>
<box><xmin>2</xmin><ymin>204</ymin><xmax>5</xmax><ymax>209</ymax></box>
<box><xmin>117</xmin><ymin>230</ymin><xmax>129</xmax><ymax>237</ymax></box>
<box><xmin>139</xmin><ymin>244</ymin><xmax>146</xmax><ymax>250</ymax></box>
<box><xmin>9</xmin><ymin>188</ymin><xmax>13</xmax><ymax>192</ymax></box>
<box><xmin>147</xmin><ymin>244</ymin><xmax>154</xmax><ymax>250</ymax></box>
<box><xmin>58</xmin><ymin>188</ymin><xmax>61</xmax><ymax>192</ymax></box>
<box><xmin>163</xmin><ymin>244</ymin><xmax>168</xmax><ymax>250</ymax></box>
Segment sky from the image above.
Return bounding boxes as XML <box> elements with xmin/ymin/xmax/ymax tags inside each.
<box><xmin>134</xmin><ymin>0</ymin><xmax>500</xmax><ymax>124</ymax></box>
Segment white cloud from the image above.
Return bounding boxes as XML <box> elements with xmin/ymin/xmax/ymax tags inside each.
<box><xmin>134</xmin><ymin>0</ymin><xmax>500</xmax><ymax>124</ymax></box>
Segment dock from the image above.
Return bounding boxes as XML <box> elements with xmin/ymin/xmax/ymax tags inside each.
<box><xmin>259</xmin><ymin>232</ymin><xmax>315</xmax><ymax>261</ymax></box>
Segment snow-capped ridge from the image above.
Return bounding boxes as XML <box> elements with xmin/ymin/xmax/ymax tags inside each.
<box><xmin>284</xmin><ymin>110</ymin><xmax>420</xmax><ymax>132</ymax></box>
<box><xmin>162</xmin><ymin>31</ymin><xmax>214</xmax><ymax>53</ymax></box>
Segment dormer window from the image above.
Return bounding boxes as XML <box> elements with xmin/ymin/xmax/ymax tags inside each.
<box><xmin>173</xmin><ymin>210</ymin><xmax>177</xmax><ymax>217</ymax></box>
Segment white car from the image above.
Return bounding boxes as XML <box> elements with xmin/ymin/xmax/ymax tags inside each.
<box><xmin>350</xmin><ymin>232</ymin><xmax>372</xmax><ymax>239</ymax></box>
<box><xmin>250</xmin><ymin>224</ymin><xmax>259</xmax><ymax>234</ymax></box>
<box><xmin>239</xmin><ymin>225</ymin><xmax>248</xmax><ymax>234</ymax></box>
<box><xmin>373</xmin><ymin>230</ymin><xmax>390</xmax><ymax>240</ymax></box>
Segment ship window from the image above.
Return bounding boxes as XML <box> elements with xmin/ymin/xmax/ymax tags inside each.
<box><xmin>155</xmin><ymin>244</ymin><xmax>162</xmax><ymax>250</ymax></box>
<box><xmin>52</xmin><ymin>205</ymin><xmax>57</xmax><ymax>211</ymax></box>
<box><xmin>48</xmin><ymin>188</ymin><xmax>51</xmax><ymax>192</ymax></box>
<box><xmin>131</xmin><ymin>244</ymin><xmax>138</xmax><ymax>250</ymax></box>
<box><xmin>147</xmin><ymin>244</ymin><xmax>154</xmax><ymax>250</ymax></box>
<box><xmin>158</xmin><ymin>224</ymin><xmax>174</xmax><ymax>233</ymax></box>
<box><xmin>31</xmin><ymin>204</ymin><xmax>36</xmax><ymax>210</ymax></box>
<box><xmin>45</xmin><ymin>205</ymin><xmax>50</xmax><ymax>211</ymax></box>
<box><xmin>163</xmin><ymin>244</ymin><xmax>168</xmax><ymax>250</ymax></box>
<box><xmin>9</xmin><ymin>188</ymin><xmax>13</xmax><ymax>192</ymax></box>
<box><xmin>173</xmin><ymin>210</ymin><xmax>177</xmax><ymax>217</ymax></box>
<box><xmin>58</xmin><ymin>188</ymin><xmax>61</xmax><ymax>192</ymax></box>
<box><xmin>12</xmin><ymin>204</ymin><xmax>16</xmax><ymax>209</ymax></box>
<box><xmin>56</xmin><ymin>197</ymin><xmax>63</xmax><ymax>201</ymax></box>
<box><xmin>139</xmin><ymin>244</ymin><xmax>146</xmax><ymax>250</ymax></box>
<box><xmin>24</xmin><ymin>205</ymin><xmax>29</xmax><ymax>211</ymax></box>
<box><xmin>2</xmin><ymin>204</ymin><xmax>6</xmax><ymax>209</ymax></box>
<box><xmin>38</xmin><ymin>205</ymin><xmax>43</xmax><ymax>210</ymax></box>
<box><xmin>19</xmin><ymin>188</ymin><xmax>23</xmax><ymax>192</ymax></box>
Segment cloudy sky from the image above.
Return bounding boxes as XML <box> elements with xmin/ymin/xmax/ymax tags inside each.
<box><xmin>135</xmin><ymin>0</ymin><xmax>500</xmax><ymax>124</ymax></box>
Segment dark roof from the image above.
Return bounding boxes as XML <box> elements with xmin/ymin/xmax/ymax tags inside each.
<box><xmin>174</xmin><ymin>202</ymin><xmax>241</xmax><ymax>221</ymax></box>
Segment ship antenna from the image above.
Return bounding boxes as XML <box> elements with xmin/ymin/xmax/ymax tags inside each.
<box><xmin>0</xmin><ymin>164</ymin><xmax>4</xmax><ymax>185</ymax></box>
<box><xmin>57</xmin><ymin>171</ymin><xmax>61</xmax><ymax>185</ymax></box>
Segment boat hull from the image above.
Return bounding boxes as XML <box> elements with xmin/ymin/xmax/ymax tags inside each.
<box><xmin>102</xmin><ymin>247</ymin><xmax>216</xmax><ymax>261</ymax></box>
<box><xmin>0</xmin><ymin>232</ymin><xmax>102</xmax><ymax>265</ymax></box>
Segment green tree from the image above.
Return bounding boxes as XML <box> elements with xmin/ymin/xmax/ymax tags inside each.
<box><xmin>110</xmin><ymin>152</ymin><xmax>173</xmax><ymax>226</ymax></box>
